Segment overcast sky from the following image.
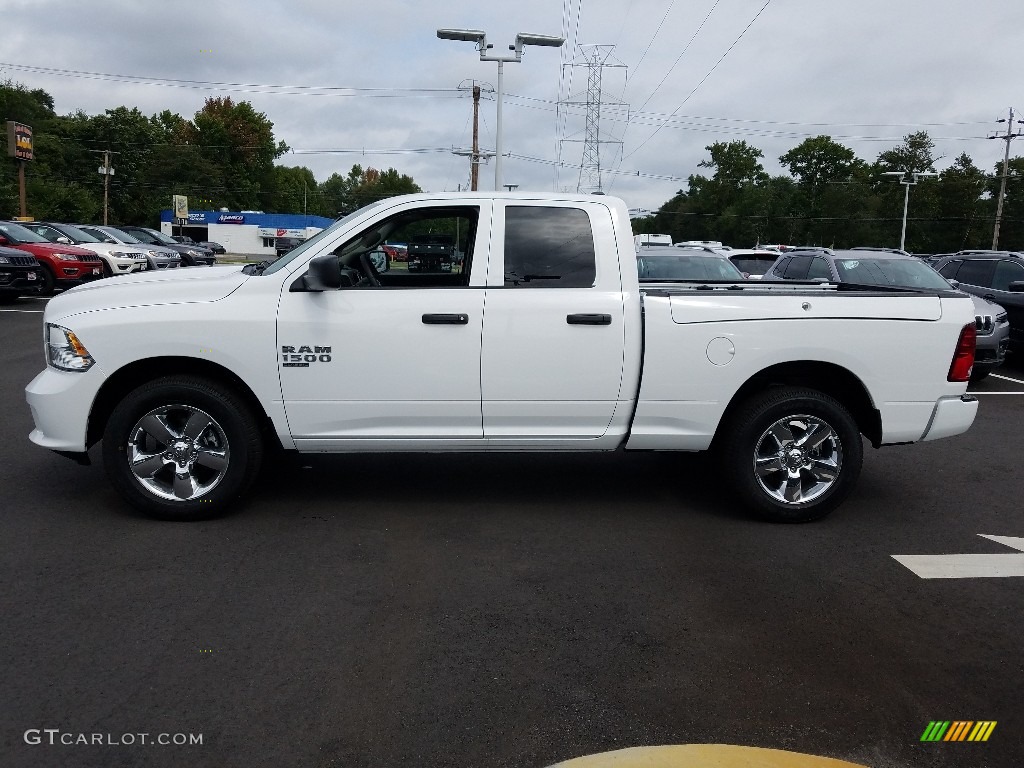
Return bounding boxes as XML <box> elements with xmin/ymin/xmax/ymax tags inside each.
<box><xmin>3</xmin><ymin>0</ymin><xmax>1022</xmax><ymax>212</ymax></box>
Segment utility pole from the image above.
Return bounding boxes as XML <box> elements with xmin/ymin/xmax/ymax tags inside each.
<box><xmin>91</xmin><ymin>149</ymin><xmax>118</xmax><ymax>225</ymax></box>
<box><xmin>471</xmin><ymin>83</ymin><xmax>481</xmax><ymax>191</ymax></box>
<box><xmin>990</xmin><ymin>107</ymin><xmax>1024</xmax><ymax>250</ymax></box>
<box><xmin>453</xmin><ymin>80</ymin><xmax>494</xmax><ymax>191</ymax></box>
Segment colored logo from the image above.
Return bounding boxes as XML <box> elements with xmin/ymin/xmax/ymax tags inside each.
<box><xmin>218</xmin><ymin>214</ymin><xmax>245</xmax><ymax>224</ymax></box>
<box><xmin>920</xmin><ymin>721</ymin><xmax>996</xmax><ymax>742</ymax></box>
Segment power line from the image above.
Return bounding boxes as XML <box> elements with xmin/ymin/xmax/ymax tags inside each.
<box><xmin>627</xmin><ymin>0</ymin><xmax>676</xmax><ymax>85</ymax></box>
<box><xmin>0</xmin><ymin>62</ymin><xmax>461</xmax><ymax>97</ymax></box>
<box><xmin>623</xmin><ymin>0</ymin><xmax>775</xmax><ymax>162</ymax></box>
<box><xmin>633</xmin><ymin>0</ymin><xmax>723</xmax><ymax>114</ymax></box>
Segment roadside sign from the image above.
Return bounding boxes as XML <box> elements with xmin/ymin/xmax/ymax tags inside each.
<box><xmin>172</xmin><ymin>195</ymin><xmax>189</xmax><ymax>220</ymax></box>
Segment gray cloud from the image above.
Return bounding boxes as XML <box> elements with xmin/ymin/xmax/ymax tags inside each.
<box><xmin>3</xmin><ymin>0</ymin><xmax>1021</xmax><ymax>212</ymax></box>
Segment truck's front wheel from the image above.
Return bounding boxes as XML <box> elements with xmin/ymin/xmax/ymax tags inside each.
<box><xmin>102</xmin><ymin>376</ymin><xmax>263</xmax><ymax>520</ymax></box>
<box><xmin>721</xmin><ymin>387</ymin><xmax>862</xmax><ymax>522</ymax></box>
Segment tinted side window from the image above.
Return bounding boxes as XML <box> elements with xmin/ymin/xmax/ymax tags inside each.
<box><xmin>504</xmin><ymin>206</ymin><xmax>596</xmax><ymax>288</ymax></box>
<box><xmin>783</xmin><ymin>256</ymin><xmax>811</xmax><ymax>280</ymax></box>
<box><xmin>992</xmin><ymin>260</ymin><xmax>1024</xmax><ymax>291</ymax></box>
<box><xmin>955</xmin><ymin>260</ymin><xmax>996</xmax><ymax>288</ymax></box>
<box><xmin>807</xmin><ymin>257</ymin><xmax>832</xmax><ymax>280</ymax></box>
<box><xmin>770</xmin><ymin>257</ymin><xmax>790</xmax><ymax>276</ymax></box>
<box><xmin>937</xmin><ymin>260</ymin><xmax>961</xmax><ymax>279</ymax></box>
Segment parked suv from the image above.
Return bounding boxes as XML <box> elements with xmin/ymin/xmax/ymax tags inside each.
<box><xmin>0</xmin><ymin>245</ymin><xmax>43</xmax><ymax>303</ymax></box>
<box><xmin>76</xmin><ymin>225</ymin><xmax>181</xmax><ymax>271</ymax></box>
<box><xmin>0</xmin><ymin>221</ymin><xmax>103</xmax><ymax>294</ymax></box>
<box><xmin>932</xmin><ymin>251</ymin><xmax>1024</xmax><ymax>353</ymax></box>
<box><xmin>116</xmin><ymin>226</ymin><xmax>216</xmax><ymax>266</ymax></box>
<box><xmin>21</xmin><ymin>222</ymin><xmax>147</xmax><ymax>277</ymax></box>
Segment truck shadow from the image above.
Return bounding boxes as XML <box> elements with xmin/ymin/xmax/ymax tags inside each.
<box><xmin>250</xmin><ymin>449</ymin><xmax>751</xmax><ymax>522</ymax></box>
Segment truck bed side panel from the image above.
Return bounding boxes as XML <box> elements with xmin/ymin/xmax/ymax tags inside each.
<box><xmin>627</xmin><ymin>293</ymin><xmax>974</xmax><ymax>450</ymax></box>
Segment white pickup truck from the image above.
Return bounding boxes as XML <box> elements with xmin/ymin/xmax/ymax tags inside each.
<box><xmin>25</xmin><ymin>193</ymin><xmax>979</xmax><ymax>522</ymax></box>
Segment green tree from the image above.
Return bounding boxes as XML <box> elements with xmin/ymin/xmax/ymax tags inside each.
<box><xmin>185</xmin><ymin>97</ymin><xmax>289</xmax><ymax>211</ymax></box>
<box><xmin>780</xmin><ymin>135</ymin><xmax>862</xmax><ymax>187</ymax></box>
<box><xmin>876</xmin><ymin>131</ymin><xmax>936</xmax><ymax>174</ymax></box>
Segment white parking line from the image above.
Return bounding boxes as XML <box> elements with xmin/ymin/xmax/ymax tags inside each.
<box><xmin>0</xmin><ymin>308</ymin><xmax>44</xmax><ymax>313</ymax></box>
<box><xmin>991</xmin><ymin>373</ymin><xmax>1024</xmax><ymax>385</ymax></box>
<box><xmin>974</xmin><ymin>392</ymin><xmax>1024</xmax><ymax>395</ymax></box>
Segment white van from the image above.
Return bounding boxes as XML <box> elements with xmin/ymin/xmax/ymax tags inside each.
<box><xmin>634</xmin><ymin>233</ymin><xmax>673</xmax><ymax>249</ymax></box>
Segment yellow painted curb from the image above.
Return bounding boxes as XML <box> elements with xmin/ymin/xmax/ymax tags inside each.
<box><xmin>548</xmin><ymin>744</ymin><xmax>868</xmax><ymax>768</ymax></box>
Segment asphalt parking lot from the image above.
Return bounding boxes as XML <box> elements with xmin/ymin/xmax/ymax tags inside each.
<box><xmin>1</xmin><ymin>296</ymin><xmax>1021</xmax><ymax>768</ymax></box>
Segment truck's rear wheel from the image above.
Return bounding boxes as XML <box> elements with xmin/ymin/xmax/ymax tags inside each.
<box><xmin>102</xmin><ymin>376</ymin><xmax>263</xmax><ymax>520</ymax></box>
<box><xmin>721</xmin><ymin>387</ymin><xmax>862</xmax><ymax>522</ymax></box>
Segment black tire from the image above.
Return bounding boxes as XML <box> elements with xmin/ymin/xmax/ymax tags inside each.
<box><xmin>719</xmin><ymin>387</ymin><xmax>863</xmax><ymax>523</ymax></box>
<box><xmin>101</xmin><ymin>261</ymin><xmax>113</xmax><ymax>278</ymax></box>
<box><xmin>102</xmin><ymin>376</ymin><xmax>263</xmax><ymax>521</ymax></box>
<box><xmin>0</xmin><ymin>294</ymin><xmax>17</xmax><ymax>305</ymax></box>
<box><xmin>39</xmin><ymin>265</ymin><xmax>56</xmax><ymax>296</ymax></box>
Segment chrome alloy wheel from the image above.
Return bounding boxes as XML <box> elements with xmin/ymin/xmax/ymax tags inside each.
<box><xmin>126</xmin><ymin>405</ymin><xmax>230</xmax><ymax>501</ymax></box>
<box><xmin>752</xmin><ymin>414</ymin><xmax>843</xmax><ymax>505</ymax></box>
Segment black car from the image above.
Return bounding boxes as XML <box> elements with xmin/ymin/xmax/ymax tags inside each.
<box><xmin>117</xmin><ymin>226</ymin><xmax>216</xmax><ymax>266</ymax></box>
<box><xmin>932</xmin><ymin>251</ymin><xmax>1024</xmax><ymax>353</ymax></box>
<box><xmin>0</xmin><ymin>245</ymin><xmax>43</xmax><ymax>303</ymax></box>
<box><xmin>200</xmin><ymin>241</ymin><xmax>226</xmax><ymax>254</ymax></box>
<box><xmin>407</xmin><ymin>235</ymin><xmax>454</xmax><ymax>273</ymax></box>
<box><xmin>275</xmin><ymin>237</ymin><xmax>303</xmax><ymax>259</ymax></box>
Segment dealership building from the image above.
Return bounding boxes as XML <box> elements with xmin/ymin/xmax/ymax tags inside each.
<box><xmin>159</xmin><ymin>210</ymin><xmax>335</xmax><ymax>256</ymax></box>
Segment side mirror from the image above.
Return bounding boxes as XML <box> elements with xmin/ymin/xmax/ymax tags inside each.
<box><xmin>57</xmin><ymin>236</ymin><xmax>73</xmax><ymax>245</ymax></box>
<box><xmin>947</xmin><ymin>279</ymin><xmax>960</xmax><ymax>289</ymax></box>
<box><xmin>0</xmin><ymin>234</ymin><xmax>8</xmax><ymax>245</ymax></box>
<box><xmin>1009</xmin><ymin>281</ymin><xmax>1024</xmax><ymax>293</ymax></box>
<box><xmin>290</xmin><ymin>253</ymin><xmax>343</xmax><ymax>292</ymax></box>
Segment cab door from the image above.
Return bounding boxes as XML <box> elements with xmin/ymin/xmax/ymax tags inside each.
<box><xmin>479</xmin><ymin>202</ymin><xmax>626</xmax><ymax>440</ymax></box>
<box><xmin>277</xmin><ymin>203</ymin><xmax>490</xmax><ymax>449</ymax></box>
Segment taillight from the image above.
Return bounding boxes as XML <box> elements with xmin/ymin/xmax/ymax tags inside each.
<box><xmin>947</xmin><ymin>322</ymin><xmax>976</xmax><ymax>382</ymax></box>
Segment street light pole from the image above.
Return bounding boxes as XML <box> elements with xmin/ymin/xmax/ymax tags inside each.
<box><xmin>882</xmin><ymin>170</ymin><xmax>937</xmax><ymax>251</ymax></box>
<box><xmin>438</xmin><ymin>28</ymin><xmax>564</xmax><ymax>191</ymax></box>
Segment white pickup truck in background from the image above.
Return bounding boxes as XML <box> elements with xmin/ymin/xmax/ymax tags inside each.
<box><xmin>25</xmin><ymin>193</ymin><xmax>979</xmax><ymax>522</ymax></box>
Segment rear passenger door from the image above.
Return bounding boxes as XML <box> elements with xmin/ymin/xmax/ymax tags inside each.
<box><xmin>991</xmin><ymin>259</ymin><xmax>1024</xmax><ymax>346</ymax></box>
<box><xmin>480</xmin><ymin>202</ymin><xmax>626</xmax><ymax>440</ymax></box>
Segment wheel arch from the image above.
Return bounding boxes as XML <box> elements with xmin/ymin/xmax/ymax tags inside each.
<box><xmin>87</xmin><ymin>356</ymin><xmax>280</xmax><ymax>450</ymax></box>
<box><xmin>718</xmin><ymin>360</ymin><xmax>882</xmax><ymax>447</ymax></box>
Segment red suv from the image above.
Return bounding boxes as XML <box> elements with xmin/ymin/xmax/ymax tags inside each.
<box><xmin>0</xmin><ymin>221</ymin><xmax>104</xmax><ymax>294</ymax></box>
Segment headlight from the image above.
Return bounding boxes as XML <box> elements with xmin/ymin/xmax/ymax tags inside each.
<box><xmin>55</xmin><ymin>253</ymin><xmax>80</xmax><ymax>261</ymax></box>
<box><xmin>109</xmin><ymin>251</ymin><xmax>128</xmax><ymax>259</ymax></box>
<box><xmin>46</xmin><ymin>324</ymin><xmax>95</xmax><ymax>372</ymax></box>
<box><xmin>186</xmin><ymin>249</ymin><xmax>205</xmax><ymax>257</ymax></box>
<box><xmin>0</xmin><ymin>256</ymin><xmax>8</xmax><ymax>264</ymax></box>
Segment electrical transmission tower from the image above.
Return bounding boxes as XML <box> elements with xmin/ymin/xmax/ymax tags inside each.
<box><xmin>560</xmin><ymin>45</ymin><xmax>626</xmax><ymax>194</ymax></box>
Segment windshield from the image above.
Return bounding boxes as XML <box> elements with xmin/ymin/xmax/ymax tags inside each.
<box><xmin>101</xmin><ymin>226</ymin><xmax>142</xmax><ymax>244</ymax></box>
<box><xmin>834</xmin><ymin>258</ymin><xmax>952</xmax><ymax>290</ymax></box>
<box><xmin>53</xmin><ymin>224</ymin><xmax>100</xmax><ymax>243</ymax></box>
<box><xmin>262</xmin><ymin>199</ymin><xmax>392</xmax><ymax>275</ymax></box>
<box><xmin>638</xmin><ymin>254</ymin><xmax>745</xmax><ymax>281</ymax></box>
<box><xmin>0</xmin><ymin>221</ymin><xmax>49</xmax><ymax>243</ymax></box>
<box><xmin>730</xmin><ymin>255</ymin><xmax>777</xmax><ymax>274</ymax></box>
<box><xmin>147</xmin><ymin>229</ymin><xmax>178</xmax><ymax>246</ymax></box>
